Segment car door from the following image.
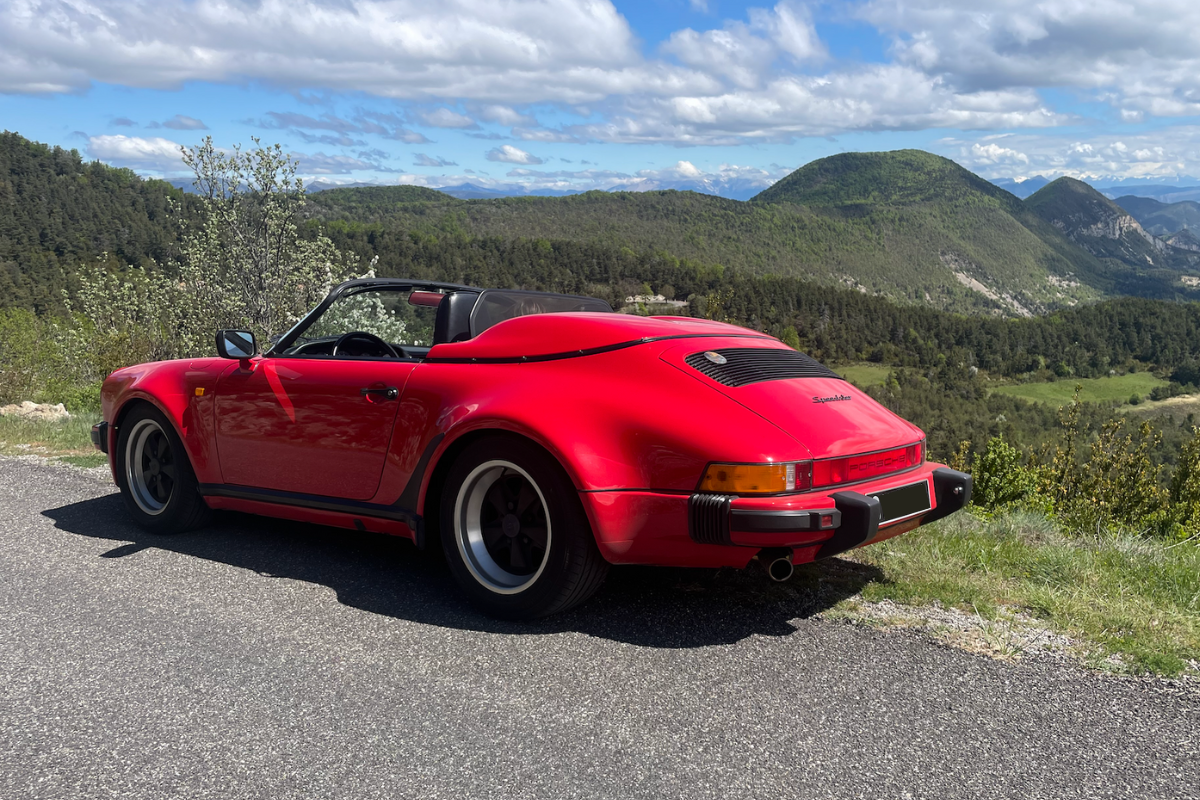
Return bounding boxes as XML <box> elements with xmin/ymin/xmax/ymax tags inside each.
<box><xmin>214</xmin><ymin>357</ymin><xmax>415</xmax><ymax>500</ymax></box>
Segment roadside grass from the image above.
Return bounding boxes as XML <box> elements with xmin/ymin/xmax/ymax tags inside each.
<box><xmin>0</xmin><ymin>412</ymin><xmax>104</xmax><ymax>467</ymax></box>
<box><xmin>991</xmin><ymin>373</ymin><xmax>1166</xmax><ymax>406</ymax></box>
<box><xmin>837</xmin><ymin>363</ymin><xmax>892</xmax><ymax>387</ymax></box>
<box><xmin>835</xmin><ymin>509</ymin><xmax>1200</xmax><ymax>676</ymax></box>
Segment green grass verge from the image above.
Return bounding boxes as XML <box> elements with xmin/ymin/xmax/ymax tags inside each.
<box><xmin>838</xmin><ymin>510</ymin><xmax>1200</xmax><ymax>675</ymax></box>
<box><xmin>55</xmin><ymin>453</ymin><xmax>109</xmax><ymax>468</ymax></box>
<box><xmin>0</xmin><ymin>412</ymin><xmax>101</xmax><ymax>457</ymax></box>
<box><xmin>991</xmin><ymin>373</ymin><xmax>1166</xmax><ymax>406</ymax></box>
<box><xmin>837</xmin><ymin>363</ymin><xmax>892</xmax><ymax>387</ymax></box>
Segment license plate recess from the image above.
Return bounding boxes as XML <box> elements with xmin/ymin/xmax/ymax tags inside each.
<box><xmin>872</xmin><ymin>481</ymin><xmax>931</xmax><ymax>524</ymax></box>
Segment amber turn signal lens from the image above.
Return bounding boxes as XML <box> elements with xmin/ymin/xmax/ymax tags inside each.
<box><xmin>698</xmin><ymin>462</ymin><xmax>812</xmax><ymax>494</ymax></box>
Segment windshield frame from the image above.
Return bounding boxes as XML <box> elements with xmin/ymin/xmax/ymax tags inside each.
<box><xmin>268</xmin><ymin>278</ymin><xmax>476</xmax><ymax>356</ymax></box>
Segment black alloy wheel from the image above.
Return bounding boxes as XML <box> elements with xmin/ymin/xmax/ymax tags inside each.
<box><xmin>116</xmin><ymin>403</ymin><xmax>212</xmax><ymax>534</ymax></box>
<box><xmin>440</xmin><ymin>436</ymin><xmax>609</xmax><ymax>619</ymax></box>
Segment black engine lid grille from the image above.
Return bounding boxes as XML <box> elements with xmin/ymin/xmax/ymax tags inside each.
<box><xmin>685</xmin><ymin>347</ymin><xmax>843</xmax><ymax>388</ymax></box>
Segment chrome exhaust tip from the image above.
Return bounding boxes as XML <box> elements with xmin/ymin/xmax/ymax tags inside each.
<box><xmin>767</xmin><ymin>556</ymin><xmax>794</xmax><ymax>582</ymax></box>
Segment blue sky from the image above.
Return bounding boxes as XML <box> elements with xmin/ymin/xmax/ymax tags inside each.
<box><xmin>3</xmin><ymin>0</ymin><xmax>1200</xmax><ymax>195</ymax></box>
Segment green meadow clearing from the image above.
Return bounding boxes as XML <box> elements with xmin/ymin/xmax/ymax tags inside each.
<box><xmin>836</xmin><ymin>363</ymin><xmax>892</xmax><ymax>387</ymax></box>
<box><xmin>990</xmin><ymin>373</ymin><xmax>1167</xmax><ymax>406</ymax></box>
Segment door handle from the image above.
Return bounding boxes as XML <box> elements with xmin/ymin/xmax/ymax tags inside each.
<box><xmin>360</xmin><ymin>386</ymin><xmax>398</xmax><ymax>400</ymax></box>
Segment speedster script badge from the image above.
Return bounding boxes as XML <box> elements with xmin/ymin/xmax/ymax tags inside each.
<box><xmin>812</xmin><ymin>394</ymin><xmax>852</xmax><ymax>404</ymax></box>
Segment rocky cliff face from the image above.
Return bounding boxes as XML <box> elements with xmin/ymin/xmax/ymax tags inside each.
<box><xmin>1027</xmin><ymin>177</ymin><xmax>1189</xmax><ymax>268</ymax></box>
<box><xmin>1070</xmin><ymin>212</ymin><xmax>1168</xmax><ymax>253</ymax></box>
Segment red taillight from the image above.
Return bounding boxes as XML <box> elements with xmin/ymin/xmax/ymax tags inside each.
<box><xmin>812</xmin><ymin>441</ymin><xmax>924</xmax><ymax>488</ymax></box>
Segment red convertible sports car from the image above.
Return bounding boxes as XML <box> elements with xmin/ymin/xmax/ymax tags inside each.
<box><xmin>92</xmin><ymin>278</ymin><xmax>970</xmax><ymax>618</ymax></box>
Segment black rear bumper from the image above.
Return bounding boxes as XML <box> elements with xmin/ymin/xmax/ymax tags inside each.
<box><xmin>922</xmin><ymin>467</ymin><xmax>973</xmax><ymax>524</ymax></box>
<box><xmin>687</xmin><ymin>467</ymin><xmax>973</xmax><ymax>559</ymax></box>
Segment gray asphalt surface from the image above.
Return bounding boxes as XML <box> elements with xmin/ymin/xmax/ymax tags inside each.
<box><xmin>1</xmin><ymin>456</ymin><xmax>1197</xmax><ymax>800</ymax></box>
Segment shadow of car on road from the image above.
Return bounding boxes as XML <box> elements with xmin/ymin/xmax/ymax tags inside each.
<box><xmin>43</xmin><ymin>494</ymin><xmax>884</xmax><ymax>648</ymax></box>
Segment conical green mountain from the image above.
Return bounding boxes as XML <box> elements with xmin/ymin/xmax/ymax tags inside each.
<box><xmin>752</xmin><ymin>149</ymin><xmax>1017</xmax><ymax>207</ymax></box>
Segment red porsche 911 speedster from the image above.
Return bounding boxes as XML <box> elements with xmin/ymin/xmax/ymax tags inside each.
<box><xmin>91</xmin><ymin>278</ymin><xmax>971</xmax><ymax>618</ymax></box>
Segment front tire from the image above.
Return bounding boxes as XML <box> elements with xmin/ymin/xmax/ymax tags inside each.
<box><xmin>440</xmin><ymin>436</ymin><xmax>609</xmax><ymax>619</ymax></box>
<box><xmin>116</xmin><ymin>403</ymin><xmax>212</xmax><ymax>534</ymax></box>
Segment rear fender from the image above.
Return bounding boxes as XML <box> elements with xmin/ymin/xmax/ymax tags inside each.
<box><xmin>394</xmin><ymin>344</ymin><xmax>815</xmax><ymax>519</ymax></box>
<box><xmin>410</xmin><ymin>414</ymin><xmax>585</xmax><ymax>522</ymax></box>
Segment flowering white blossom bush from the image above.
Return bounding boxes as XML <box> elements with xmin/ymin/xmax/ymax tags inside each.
<box><xmin>71</xmin><ymin>137</ymin><xmax>354</xmax><ymax>362</ymax></box>
<box><xmin>306</xmin><ymin>285</ymin><xmax>411</xmax><ymax>345</ymax></box>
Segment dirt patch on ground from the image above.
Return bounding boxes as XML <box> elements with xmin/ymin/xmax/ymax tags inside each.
<box><xmin>825</xmin><ymin>598</ymin><xmax>1200</xmax><ymax>679</ymax></box>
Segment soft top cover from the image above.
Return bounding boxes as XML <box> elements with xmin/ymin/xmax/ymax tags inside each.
<box><xmin>427</xmin><ymin>312</ymin><xmax>768</xmax><ymax>361</ymax></box>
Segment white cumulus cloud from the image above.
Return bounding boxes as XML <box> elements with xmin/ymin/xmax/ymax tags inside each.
<box><xmin>0</xmin><ymin>0</ymin><xmax>662</xmax><ymax>104</ymax></box>
<box><xmin>943</xmin><ymin>127</ymin><xmax>1200</xmax><ymax>181</ymax></box>
<box><xmin>87</xmin><ymin>135</ymin><xmax>183</xmax><ymax>171</ymax></box>
<box><xmin>969</xmin><ymin>142</ymin><xmax>1029</xmax><ymax>166</ymax></box>
<box><xmin>663</xmin><ymin>2</ymin><xmax>824</xmax><ymax>89</ymax></box>
<box><xmin>860</xmin><ymin>0</ymin><xmax>1200</xmax><ymax>116</ymax></box>
<box><xmin>486</xmin><ymin>144</ymin><xmax>544</xmax><ymax>165</ymax></box>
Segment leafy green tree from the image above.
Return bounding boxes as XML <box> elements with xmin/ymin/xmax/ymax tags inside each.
<box><xmin>1171</xmin><ymin>427</ymin><xmax>1200</xmax><ymax>536</ymax></box>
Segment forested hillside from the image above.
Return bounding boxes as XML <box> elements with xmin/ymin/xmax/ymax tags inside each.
<box><xmin>8</xmin><ymin>131</ymin><xmax>1200</xmax><ymax>465</ymax></box>
<box><xmin>309</xmin><ymin>151</ymin><xmax>1200</xmax><ymax>316</ymax></box>
<box><xmin>0</xmin><ymin>132</ymin><xmax>195</xmax><ymax>312</ymax></box>
<box><xmin>6</xmin><ymin>130</ymin><xmax>1200</xmax><ymax>319</ymax></box>
<box><xmin>308</xmin><ymin>180</ymin><xmax>1111</xmax><ymax>317</ymax></box>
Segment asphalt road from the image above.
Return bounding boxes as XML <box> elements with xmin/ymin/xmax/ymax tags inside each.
<box><xmin>1</xmin><ymin>456</ymin><xmax>1197</xmax><ymax>800</ymax></box>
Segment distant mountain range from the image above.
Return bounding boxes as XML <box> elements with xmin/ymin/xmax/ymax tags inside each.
<box><xmin>6</xmin><ymin>131</ymin><xmax>1200</xmax><ymax>318</ymax></box>
<box><xmin>990</xmin><ymin>176</ymin><xmax>1052</xmax><ymax>199</ymax></box>
<box><xmin>172</xmin><ymin>176</ymin><xmax>772</xmax><ymax>201</ymax></box>
<box><xmin>1113</xmin><ymin>195</ymin><xmax>1200</xmax><ymax>236</ymax></box>
<box><xmin>308</xmin><ymin>149</ymin><xmax>1200</xmax><ymax>317</ymax></box>
<box><xmin>172</xmin><ymin>165</ymin><xmax>1200</xmax><ymax>206</ymax></box>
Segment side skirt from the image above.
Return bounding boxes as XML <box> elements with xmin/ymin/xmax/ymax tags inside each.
<box><xmin>198</xmin><ymin>483</ymin><xmax>422</xmax><ymax>533</ymax></box>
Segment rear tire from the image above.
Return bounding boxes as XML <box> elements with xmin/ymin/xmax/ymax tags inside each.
<box><xmin>115</xmin><ymin>403</ymin><xmax>212</xmax><ymax>534</ymax></box>
<box><xmin>440</xmin><ymin>436</ymin><xmax>609</xmax><ymax>619</ymax></box>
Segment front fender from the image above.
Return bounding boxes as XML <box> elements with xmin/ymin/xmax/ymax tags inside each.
<box><xmin>102</xmin><ymin>357</ymin><xmax>233</xmax><ymax>484</ymax></box>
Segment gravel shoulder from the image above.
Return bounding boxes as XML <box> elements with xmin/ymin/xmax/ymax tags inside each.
<box><xmin>2</xmin><ymin>456</ymin><xmax>1197</xmax><ymax>800</ymax></box>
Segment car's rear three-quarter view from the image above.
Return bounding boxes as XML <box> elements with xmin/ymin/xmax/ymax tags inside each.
<box><xmin>91</xmin><ymin>278</ymin><xmax>971</xmax><ymax>619</ymax></box>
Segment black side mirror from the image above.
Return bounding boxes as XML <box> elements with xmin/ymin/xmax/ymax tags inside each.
<box><xmin>216</xmin><ymin>329</ymin><xmax>257</xmax><ymax>360</ymax></box>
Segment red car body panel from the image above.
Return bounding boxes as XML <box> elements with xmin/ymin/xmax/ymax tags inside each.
<box><xmin>99</xmin><ymin>307</ymin><xmax>966</xmax><ymax>570</ymax></box>
<box><xmin>213</xmin><ymin>358</ymin><xmax>416</xmax><ymax>499</ymax></box>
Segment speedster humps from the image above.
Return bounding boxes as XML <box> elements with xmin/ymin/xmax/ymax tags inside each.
<box><xmin>92</xmin><ymin>278</ymin><xmax>970</xmax><ymax>618</ymax></box>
